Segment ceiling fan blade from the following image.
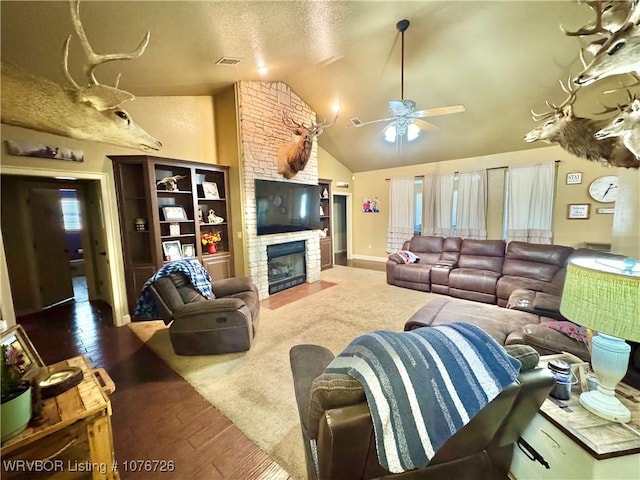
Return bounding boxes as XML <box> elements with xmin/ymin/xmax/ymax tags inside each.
<box><xmin>414</xmin><ymin>119</ymin><xmax>440</xmax><ymax>132</ymax></box>
<box><xmin>413</xmin><ymin>105</ymin><xmax>466</xmax><ymax>118</ymax></box>
<box><xmin>347</xmin><ymin>117</ymin><xmax>395</xmax><ymax>128</ymax></box>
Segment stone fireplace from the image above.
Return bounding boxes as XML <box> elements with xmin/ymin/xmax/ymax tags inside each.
<box><xmin>236</xmin><ymin>81</ymin><xmax>322</xmax><ymax>299</ymax></box>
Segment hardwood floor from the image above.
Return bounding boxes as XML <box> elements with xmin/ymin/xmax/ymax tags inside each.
<box><xmin>17</xmin><ymin>279</ymin><xmax>292</xmax><ymax>480</ymax></box>
<box><xmin>15</xmin><ymin>263</ymin><xmax>386</xmax><ymax>479</ymax></box>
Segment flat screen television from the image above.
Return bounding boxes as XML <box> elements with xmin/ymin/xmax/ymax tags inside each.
<box><xmin>255</xmin><ymin>179</ymin><xmax>320</xmax><ymax>235</ymax></box>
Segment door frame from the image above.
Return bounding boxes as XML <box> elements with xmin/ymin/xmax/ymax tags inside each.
<box><xmin>0</xmin><ymin>165</ymin><xmax>128</xmax><ymax>327</ymax></box>
<box><xmin>331</xmin><ymin>192</ymin><xmax>352</xmax><ymax>261</ymax></box>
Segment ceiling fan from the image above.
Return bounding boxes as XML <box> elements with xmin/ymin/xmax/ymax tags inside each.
<box><xmin>353</xmin><ymin>19</ymin><xmax>465</xmax><ymax>143</ymax></box>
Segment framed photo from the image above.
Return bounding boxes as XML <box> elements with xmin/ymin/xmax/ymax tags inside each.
<box><xmin>182</xmin><ymin>243</ymin><xmax>195</xmax><ymax>258</ymax></box>
<box><xmin>1</xmin><ymin>324</ymin><xmax>44</xmax><ymax>381</ymax></box>
<box><xmin>568</xmin><ymin>203</ymin><xmax>590</xmax><ymax>219</ymax></box>
<box><xmin>169</xmin><ymin>223</ymin><xmax>180</xmax><ymax>236</ymax></box>
<box><xmin>161</xmin><ymin>206</ymin><xmax>187</xmax><ymax>221</ymax></box>
<box><xmin>202</xmin><ymin>181</ymin><xmax>220</xmax><ymax>200</ymax></box>
<box><xmin>162</xmin><ymin>240</ymin><xmax>183</xmax><ymax>261</ymax></box>
<box><xmin>566</xmin><ymin>172</ymin><xmax>582</xmax><ymax>185</ymax></box>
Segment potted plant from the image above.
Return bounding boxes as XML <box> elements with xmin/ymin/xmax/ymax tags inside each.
<box><xmin>1</xmin><ymin>344</ymin><xmax>32</xmax><ymax>442</ymax></box>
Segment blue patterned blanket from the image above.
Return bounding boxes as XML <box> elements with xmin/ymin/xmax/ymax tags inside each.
<box><xmin>325</xmin><ymin>322</ymin><xmax>521</xmax><ymax>473</ymax></box>
<box><xmin>134</xmin><ymin>258</ymin><xmax>212</xmax><ymax>320</ymax></box>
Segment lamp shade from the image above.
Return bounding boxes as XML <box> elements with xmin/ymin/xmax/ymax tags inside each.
<box><xmin>560</xmin><ymin>257</ymin><xmax>640</xmax><ymax>342</ymax></box>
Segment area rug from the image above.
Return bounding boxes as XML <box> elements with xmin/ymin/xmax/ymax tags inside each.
<box><xmin>128</xmin><ymin>266</ymin><xmax>436</xmax><ymax>479</ymax></box>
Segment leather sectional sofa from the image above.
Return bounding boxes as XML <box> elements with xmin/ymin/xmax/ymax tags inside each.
<box><xmin>387</xmin><ymin>236</ymin><xmax>640</xmax><ymax>388</ymax></box>
<box><xmin>387</xmin><ymin>236</ymin><xmax>573</xmax><ymax>307</ymax></box>
<box><xmin>386</xmin><ymin>236</ymin><xmax>581</xmax><ymax>358</ymax></box>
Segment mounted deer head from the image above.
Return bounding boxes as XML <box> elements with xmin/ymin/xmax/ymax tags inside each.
<box><xmin>594</xmin><ymin>97</ymin><xmax>640</xmax><ymax>159</ymax></box>
<box><xmin>0</xmin><ymin>0</ymin><xmax>161</xmax><ymax>151</ymax></box>
<box><xmin>277</xmin><ymin>112</ymin><xmax>337</xmax><ymax>179</ymax></box>
<box><xmin>524</xmin><ymin>80</ymin><xmax>639</xmax><ymax>168</ymax></box>
<box><xmin>574</xmin><ymin>1</ymin><xmax>640</xmax><ymax>85</ymax></box>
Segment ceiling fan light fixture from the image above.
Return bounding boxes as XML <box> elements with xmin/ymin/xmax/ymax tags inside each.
<box><xmin>384</xmin><ymin>122</ymin><xmax>420</xmax><ymax>143</ymax></box>
<box><xmin>384</xmin><ymin>125</ymin><xmax>397</xmax><ymax>142</ymax></box>
<box><xmin>407</xmin><ymin>123</ymin><xmax>420</xmax><ymax>141</ymax></box>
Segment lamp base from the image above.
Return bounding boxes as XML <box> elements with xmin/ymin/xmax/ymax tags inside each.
<box><xmin>579</xmin><ymin>390</ymin><xmax>630</xmax><ymax>423</ymax></box>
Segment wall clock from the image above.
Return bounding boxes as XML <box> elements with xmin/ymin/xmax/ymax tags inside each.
<box><xmin>588</xmin><ymin>175</ymin><xmax>618</xmax><ymax>203</ymax></box>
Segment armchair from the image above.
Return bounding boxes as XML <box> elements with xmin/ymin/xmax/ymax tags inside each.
<box><xmin>149</xmin><ymin>273</ymin><xmax>259</xmax><ymax>355</ymax></box>
<box><xmin>290</xmin><ymin>343</ymin><xmax>554</xmax><ymax>480</ymax></box>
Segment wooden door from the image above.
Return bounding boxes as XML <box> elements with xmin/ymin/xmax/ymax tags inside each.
<box><xmin>27</xmin><ymin>188</ymin><xmax>74</xmax><ymax>308</ymax></box>
<box><xmin>83</xmin><ymin>181</ymin><xmax>114</xmax><ymax>306</ymax></box>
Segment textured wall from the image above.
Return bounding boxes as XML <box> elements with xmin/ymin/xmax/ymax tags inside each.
<box><xmin>236</xmin><ymin>81</ymin><xmax>321</xmax><ymax>299</ymax></box>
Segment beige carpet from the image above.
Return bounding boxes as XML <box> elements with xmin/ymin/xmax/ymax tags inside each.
<box><xmin>128</xmin><ymin>266</ymin><xmax>436</xmax><ymax>479</ymax></box>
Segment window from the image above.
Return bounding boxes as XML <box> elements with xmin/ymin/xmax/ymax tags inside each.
<box><xmin>414</xmin><ymin>177</ymin><xmax>423</xmax><ymax>234</ymax></box>
<box><xmin>60</xmin><ymin>189</ymin><xmax>82</xmax><ymax>231</ymax></box>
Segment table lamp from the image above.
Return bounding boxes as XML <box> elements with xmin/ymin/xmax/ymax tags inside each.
<box><xmin>560</xmin><ymin>256</ymin><xmax>640</xmax><ymax>423</ymax></box>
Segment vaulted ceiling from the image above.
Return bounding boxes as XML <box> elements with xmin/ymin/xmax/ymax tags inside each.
<box><xmin>0</xmin><ymin>1</ymin><xmax>631</xmax><ymax>172</ymax></box>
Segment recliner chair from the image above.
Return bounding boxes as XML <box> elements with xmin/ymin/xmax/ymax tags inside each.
<box><xmin>290</xmin><ymin>343</ymin><xmax>555</xmax><ymax>480</ymax></box>
<box><xmin>149</xmin><ymin>272</ymin><xmax>259</xmax><ymax>355</ymax></box>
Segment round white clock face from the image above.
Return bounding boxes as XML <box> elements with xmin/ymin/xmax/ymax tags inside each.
<box><xmin>588</xmin><ymin>175</ymin><xmax>618</xmax><ymax>203</ymax></box>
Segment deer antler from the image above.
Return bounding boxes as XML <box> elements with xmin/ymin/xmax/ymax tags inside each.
<box><xmin>62</xmin><ymin>0</ymin><xmax>150</xmax><ymax>110</ymax></box>
<box><xmin>603</xmin><ymin>72</ymin><xmax>640</xmax><ymax>93</ymax></box>
<box><xmin>532</xmin><ymin>78</ymin><xmax>580</xmax><ymax>119</ymax></box>
<box><xmin>561</xmin><ymin>1</ymin><xmax>609</xmax><ymax>36</ymax></box>
<box><xmin>310</xmin><ymin>112</ymin><xmax>338</xmax><ymax>134</ymax></box>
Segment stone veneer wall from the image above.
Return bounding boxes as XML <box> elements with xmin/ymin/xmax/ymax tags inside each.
<box><xmin>237</xmin><ymin>81</ymin><xmax>321</xmax><ymax>299</ymax></box>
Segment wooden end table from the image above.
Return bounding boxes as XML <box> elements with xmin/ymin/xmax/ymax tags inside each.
<box><xmin>1</xmin><ymin>355</ymin><xmax>118</xmax><ymax>480</ymax></box>
<box><xmin>510</xmin><ymin>353</ymin><xmax>640</xmax><ymax>479</ymax></box>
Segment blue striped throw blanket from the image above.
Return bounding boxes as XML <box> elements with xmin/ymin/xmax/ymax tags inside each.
<box><xmin>134</xmin><ymin>258</ymin><xmax>212</xmax><ymax>319</ymax></box>
<box><xmin>324</xmin><ymin>322</ymin><xmax>521</xmax><ymax>473</ymax></box>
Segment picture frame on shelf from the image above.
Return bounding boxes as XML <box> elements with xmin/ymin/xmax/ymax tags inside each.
<box><xmin>161</xmin><ymin>205</ymin><xmax>187</xmax><ymax>221</ymax></box>
<box><xmin>568</xmin><ymin>203</ymin><xmax>590</xmax><ymax>219</ymax></box>
<box><xmin>162</xmin><ymin>240</ymin><xmax>183</xmax><ymax>261</ymax></box>
<box><xmin>566</xmin><ymin>172</ymin><xmax>582</xmax><ymax>185</ymax></box>
<box><xmin>202</xmin><ymin>181</ymin><xmax>220</xmax><ymax>199</ymax></box>
<box><xmin>169</xmin><ymin>223</ymin><xmax>180</xmax><ymax>236</ymax></box>
<box><xmin>1</xmin><ymin>324</ymin><xmax>44</xmax><ymax>381</ymax></box>
<box><xmin>182</xmin><ymin>243</ymin><xmax>195</xmax><ymax>258</ymax></box>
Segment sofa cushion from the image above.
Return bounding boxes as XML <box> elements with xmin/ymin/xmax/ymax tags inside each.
<box><xmin>497</xmin><ymin>276</ymin><xmax>549</xmax><ymax>301</ymax></box>
<box><xmin>522</xmin><ymin>324</ymin><xmax>590</xmax><ymax>361</ymax></box>
<box><xmin>449</xmin><ymin>268</ymin><xmax>501</xmax><ymax>294</ymax></box>
<box><xmin>440</xmin><ymin>236</ymin><xmax>462</xmax><ymax>263</ymax></box>
<box><xmin>504</xmin><ymin>241</ymin><xmax>573</xmax><ymax>271</ymax></box>
<box><xmin>404</xmin><ymin>297</ymin><xmax>539</xmax><ymax>346</ymax></box>
<box><xmin>393</xmin><ymin>264</ymin><xmax>433</xmax><ymax>284</ymax></box>
<box><xmin>458</xmin><ymin>239</ymin><xmax>506</xmax><ymax>273</ymax></box>
<box><xmin>409</xmin><ymin>235</ymin><xmax>444</xmax><ymax>253</ymax></box>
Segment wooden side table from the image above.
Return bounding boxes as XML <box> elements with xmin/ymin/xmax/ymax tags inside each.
<box><xmin>1</xmin><ymin>356</ymin><xmax>118</xmax><ymax>480</ymax></box>
<box><xmin>510</xmin><ymin>354</ymin><xmax>640</xmax><ymax>479</ymax></box>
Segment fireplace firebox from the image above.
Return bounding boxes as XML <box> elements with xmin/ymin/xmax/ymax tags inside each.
<box><xmin>267</xmin><ymin>241</ymin><xmax>306</xmax><ymax>294</ymax></box>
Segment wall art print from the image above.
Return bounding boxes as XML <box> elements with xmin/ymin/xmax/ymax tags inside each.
<box><xmin>5</xmin><ymin>139</ymin><xmax>84</xmax><ymax>162</ymax></box>
<box><xmin>362</xmin><ymin>197</ymin><xmax>380</xmax><ymax>213</ymax></box>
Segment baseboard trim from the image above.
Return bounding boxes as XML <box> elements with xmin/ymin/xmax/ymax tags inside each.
<box><xmin>352</xmin><ymin>254</ymin><xmax>388</xmax><ymax>262</ymax></box>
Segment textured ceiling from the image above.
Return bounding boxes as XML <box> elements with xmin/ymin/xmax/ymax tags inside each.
<box><xmin>0</xmin><ymin>1</ymin><xmax>632</xmax><ymax>172</ymax></box>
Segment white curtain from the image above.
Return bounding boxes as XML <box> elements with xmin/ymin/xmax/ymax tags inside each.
<box><xmin>507</xmin><ymin>162</ymin><xmax>555</xmax><ymax>244</ymax></box>
<box><xmin>386</xmin><ymin>177</ymin><xmax>415</xmax><ymax>253</ymax></box>
<box><xmin>422</xmin><ymin>174</ymin><xmax>454</xmax><ymax>236</ymax></box>
<box><xmin>456</xmin><ymin>170</ymin><xmax>487</xmax><ymax>239</ymax></box>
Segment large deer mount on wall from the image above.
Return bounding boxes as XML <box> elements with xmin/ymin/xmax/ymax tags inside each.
<box><xmin>524</xmin><ymin>80</ymin><xmax>640</xmax><ymax>168</ymax></box>
<box><xmin>0</xmin><ymin>0</ymin><xmax>162</xmax><ymax>152</ymax></box>
<box><xmin>526</xmin><ymin>0</ymin><xmax>639</xmax><ymax>168</ymax></box>
<box><xmin>277</xmin><ymin>112</ymin><xmax>337</xmax><ymax>179</ymax></box>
